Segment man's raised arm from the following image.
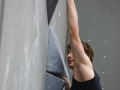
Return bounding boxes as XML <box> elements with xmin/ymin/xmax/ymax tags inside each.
<box><xmin>67</xmin><ymin>0</ymin><xmax>86</xmax><ymax>63</ymax></box>
<box><xmin>67</xmin><ymin>0</ymin><xmax>94</xmax><ymax>82</ymax></box>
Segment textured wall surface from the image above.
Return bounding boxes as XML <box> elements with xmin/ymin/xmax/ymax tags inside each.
<box><xmin>0</xmin><ymin>0</ymin><xmax>68</xmax><ymax>90</ymax></box>
<box><xmin>49</xmin><ymin>0</ymin><xmax>68</xmax><ymax>59</ymax></box>
<box><xmin>0</xmin><ymin>0</ymin><xmax>48</xmax><ymax>90</ymax></box>
<box><xmin>73</xmin><ymin>0</ymin><xmax>120</xmax><ymax>90</ymax></box>
<box><xmin>47</xmin><ymin>0</ymin><xmax>68</xmax><ymax>90</ymax></box>
<box><xmin>0</xmin><ymin>0</ymin><xmax>3</xmax><ymax>50</ymax></box>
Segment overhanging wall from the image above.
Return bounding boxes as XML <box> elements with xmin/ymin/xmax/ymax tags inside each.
<box><xmin>0</xmin><ymin>0</ymin><xmax>68</xmax><ymax>90</ymax></box>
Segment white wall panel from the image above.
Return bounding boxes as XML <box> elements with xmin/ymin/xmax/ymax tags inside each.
<box><xmin>0</xmin><ymin>0</ymin><xmax>48</xmax><ymax>90</ymax></box>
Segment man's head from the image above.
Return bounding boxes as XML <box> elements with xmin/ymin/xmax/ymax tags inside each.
<box><xmin>67</xmin><ymin>41</ymin><xmax>94</xmax><ymax>69</ymax></box>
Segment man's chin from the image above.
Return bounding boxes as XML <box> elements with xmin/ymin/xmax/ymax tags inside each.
<box><xmin>68</xmin><ymin>65</ymin><xmax>73</xmax><ymax>69</ymax></box>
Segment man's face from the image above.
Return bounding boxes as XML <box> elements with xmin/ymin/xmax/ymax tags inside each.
<box><xmin>67</xmin><ymin>48</ymin><xmax>74</xmax><ymax>69</ymax></box>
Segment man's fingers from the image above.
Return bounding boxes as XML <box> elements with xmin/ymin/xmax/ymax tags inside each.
<box><xmin>58</xmin><ymin>76</ymin><xmax>65</xmax><ymax>80</ymax></box>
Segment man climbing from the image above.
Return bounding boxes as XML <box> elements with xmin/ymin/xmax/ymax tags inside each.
<box><xmin>61</xmin><ymin>0</ymin><xmax>102</xmax><ymax>90</ymax></box>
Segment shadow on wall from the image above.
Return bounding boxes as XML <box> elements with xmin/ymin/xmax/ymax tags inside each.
<box><xmin>46</xmin><ymin>0</ymin><xmax>59</xmax><ymax>25</ymax></box>
<box><xmin>0</xmin><ymin>0</ymin><xmax>4</xmax><ymax>51</ymax></box>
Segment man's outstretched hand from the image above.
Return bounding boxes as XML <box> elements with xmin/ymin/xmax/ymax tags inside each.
<box><xmin>59</xmin><ymin>76</ymin><xmax>71</xmax><ymax>90</ymax></box>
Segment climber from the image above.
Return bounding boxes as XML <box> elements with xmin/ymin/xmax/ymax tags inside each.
<box><xmin>61</xmin><ymin>0</ymin><xmax>102</xmax><ymax>90</ymax></box>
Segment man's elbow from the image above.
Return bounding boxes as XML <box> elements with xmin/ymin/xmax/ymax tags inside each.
<box><xmin>68</xmin><ymin>25</ymin><xmax>79</xmax><ymax>35</ymax></box>
<box><xmin>68</xmin><ymin>28</ymin><xmax>79</xmax><ymax>36</ymax></box>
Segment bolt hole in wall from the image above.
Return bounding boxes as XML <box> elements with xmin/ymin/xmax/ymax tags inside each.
<box><xmin>73</xmin><ymin>0</ymin><xmax>120</xmax><ymax>90</ymax></box>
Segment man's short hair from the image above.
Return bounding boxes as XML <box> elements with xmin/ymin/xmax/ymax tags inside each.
<box><xmin>67</xmin><ymin>41</ymin><xmax>94</xmax><ymax>62</ymax></box>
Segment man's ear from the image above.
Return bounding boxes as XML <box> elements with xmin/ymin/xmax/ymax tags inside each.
<box><xmin>88</xmin><ymin>55</ymin><xmax>90</xmax><ymax>59</ymax></box>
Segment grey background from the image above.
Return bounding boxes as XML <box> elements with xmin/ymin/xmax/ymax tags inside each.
<box><xmin>72</xmin><ymin>0</ymin><xmax>120</xmax><ymax>90</ymax></box>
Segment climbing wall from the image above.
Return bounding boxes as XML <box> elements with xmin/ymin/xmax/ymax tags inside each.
<box><xmin>46</xmin><ymin>0</ymin><xmax>69</xmax><ymax>90</ymax></box>
<box><xmin>1</xmin><ymin>0</ymin><xmax>118</xmax><ymax>90</ymax></box>
<box><xmin>0</xmin><ymin>0</ymin><xmax>3</xmax><ymax>49</ymax></box>
<box><xmin>73</xmin><ymin>0</ymin><xmax>120</xmax><ymax>90</ymax></box>
<box><xmin>0</xmin><ymin>0</ymin><xmax>68</xmax><ymax>90</ymax></box>
<box><xmin>0</xmin><ymin>0</ymin><xmax>49</xmax><ymax>90</ymax></box>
